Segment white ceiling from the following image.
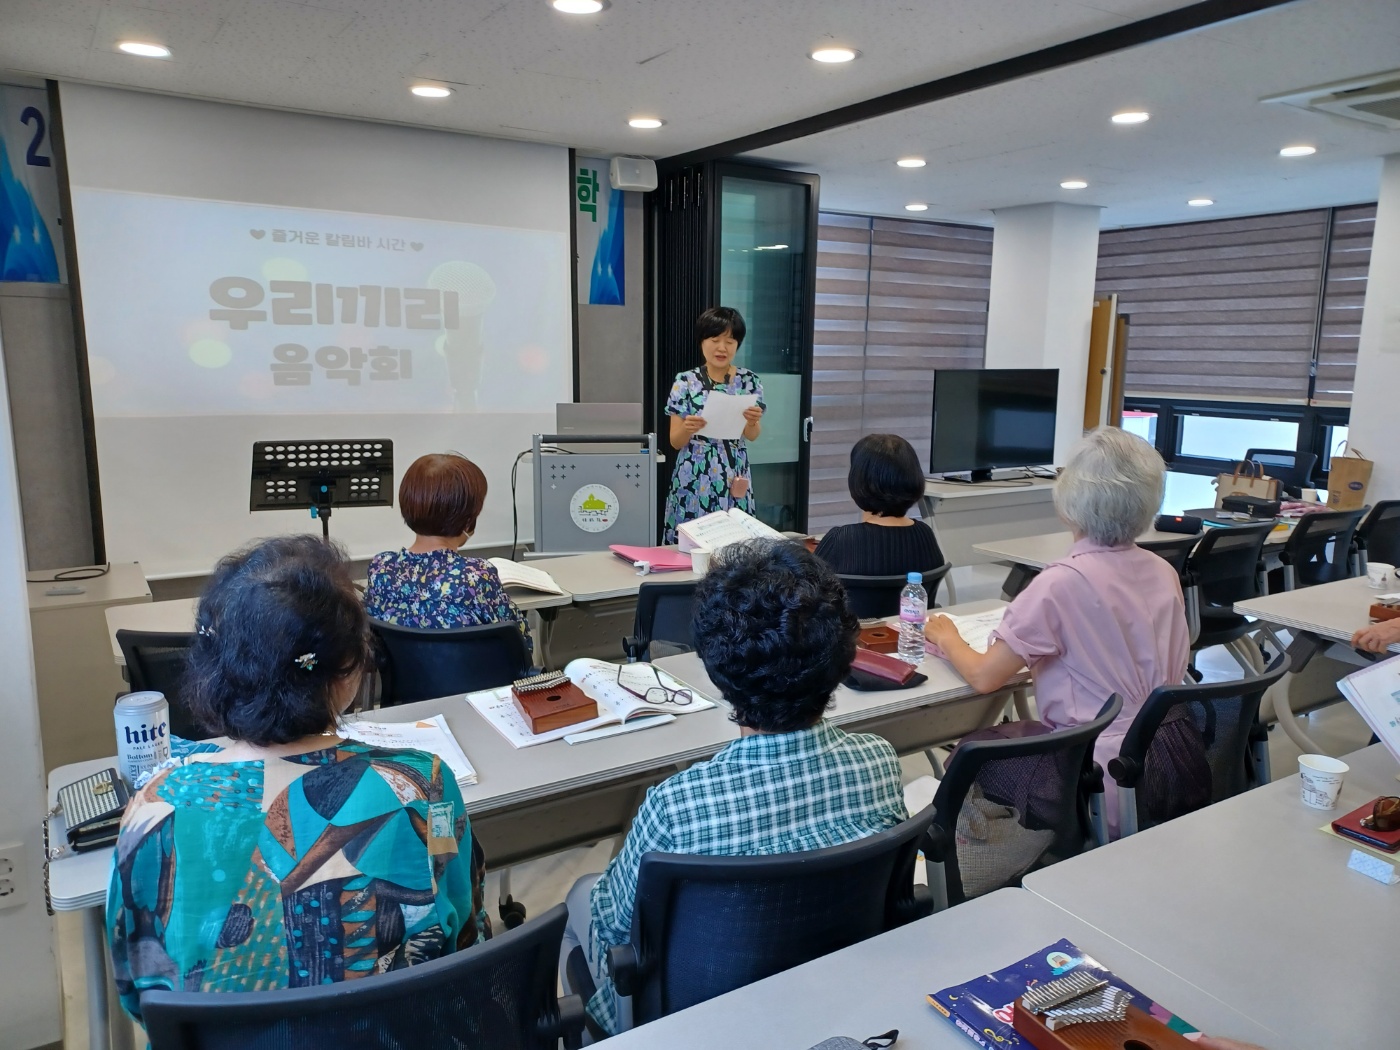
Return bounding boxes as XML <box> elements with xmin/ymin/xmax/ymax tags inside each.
<box><xmin>0</xmin><ymin>0</ymin><xmax>1198</xmax><ymax>157</ymax></box>
<box><xmin>744</xmin><ymin>0</ymin><xmax>1400</xmax><ymax>227</ymax></box>
<box><xmin>1</xmin><ymin>0</ymin><xmax>1395</xmax><ymax>227</ymax></box>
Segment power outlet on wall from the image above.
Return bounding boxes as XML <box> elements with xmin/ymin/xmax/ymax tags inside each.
<box><xmin>0</xmin><ymin>843</ymin><xmax>27</xmax><ymax>910</ymax></box>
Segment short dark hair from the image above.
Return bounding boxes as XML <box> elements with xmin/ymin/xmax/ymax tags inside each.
<box><xmin>695</xmin><ymin>306</ymin><xmax>746</xmax><ymax>350</ymax></box>
<box><xmin>186</xmin><ymin>535</ymin><xmax>372</xmax><ymax>746</ymax></box>
<box><xmin>692</xmin><ymin>539</ymin><xmax>858</xmax><ymax>732</ymax></box>
<box><xmin>849</xmin><ymin>434</ymin><xmax>925</xmax><ymax>517</ymax></box>
<box><xmin>399</xmin><ymin>452</ymin><xmax>487</xmax><ymax>537</ymax></box>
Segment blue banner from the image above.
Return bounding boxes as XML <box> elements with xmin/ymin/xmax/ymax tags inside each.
<box><xmin>0</xmin><ymin>85</ymin><xmax>63</xmax><ymax>283</ymax></box>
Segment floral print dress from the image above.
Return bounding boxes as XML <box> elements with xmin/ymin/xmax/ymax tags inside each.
<box><xmin>365</xmin><ymin>549</ymin><xmax>533</xmax><ymax>658</ymax></box>
<box><xmin>663</xmin><ymin>367</ymin><xmax>766</xmax><ymax>543</ymax></box>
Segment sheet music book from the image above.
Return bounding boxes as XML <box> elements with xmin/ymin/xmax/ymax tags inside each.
<box><xmin>1337</xmin><ymin>653</ymin><xmax>1400</xmax><ymax>764</ymax></box>
<box><xmin>676</xmin><ymin>508</ymin><xmax>784</xmax><ymax>553</ymax></box>
<box><xmin>487</xmin><ymin>558</ymin><xmax>567</xmax><ymax>595</ymax></box>
<box><xmin>341</xmin><ymin>714</ymin><xmax>479</xmax><ymax>788</ymax></box>
<box><xmin>928</xmin><ymin>608</ymin><xmax>1007</xmax><ymax>655</ymax></box>
<box><xmin>466</xmin><ymin>658</ymin><xmax>716</xmax><ymax>749</ymax></box>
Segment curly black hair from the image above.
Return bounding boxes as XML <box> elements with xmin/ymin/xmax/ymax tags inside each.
<box><xmin>692</xmin><ymin>539</ymin><xmax>858</xmax><ymax>733</ymax></box>
<box><xmin>186</xmin><ymin>535</ymin><xmax>372</xmax><ymax>746</ymax></box>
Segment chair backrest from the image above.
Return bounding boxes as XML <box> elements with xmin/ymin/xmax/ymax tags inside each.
<box><xmin>371</xmin><ymin>618</ymin><xmax>531</xmax><ymax>705</ymax></box>
<box><xmin>621</xmin><ymin>805</ymin><xmax>936</xmax><ymax>1024</ymax></box>
<box><xmin>929</xmin><ymin>695</ymin><xmax>1123</xmax><ymax>907</ymax></box>
<box><xmin>115</xmin><ymin>630</ymin><xmax>210</xmax><ymax>740</ymax></box>
<box><xmin>1136</xmin><ymin>535</ymin><xmax>1198</xmax><ymax>578</ymax></box>
<box><xmin>1185</xmin><ymin>521</ymin><xmax>1274</xmax><ymax>613</ymax></box>
<box><xmin>141</xmin><ymin>903</ymin><xmax>582</xmax><ymax>1050</ymax></box>
<box><xmin>1281</xmin><ymin>508</ymin><xmax>1365</xmax><ymax>587</ymax></box>
<box><xmin>838</xmin><ymin>563</ymin><xmax>950</xmax><ymax>618</ymax></box>
<box><xmin>1244</xmin><ymin>448</ymin><xmax>1317</xmax><ymax>494</ymax></box>
<box><xmin>628</xmin><ymin>581</ymin><xmax>699</xmax><ymax>660</ymax></box>
<box><xmin>1357</xmin><ymin>500</ymin><xmax>1400</xmax><ymax>567</ymax></box>
<box><xmin>1109</xmin><ymin>655</ymin><xmax>1290</xmax><ymax>832</ymax></box>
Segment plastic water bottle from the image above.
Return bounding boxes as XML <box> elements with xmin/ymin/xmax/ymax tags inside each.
<box><xmin>897</xmin><ymin>572</ymin><xmax>928</xmax><ymax>665</ymax></box>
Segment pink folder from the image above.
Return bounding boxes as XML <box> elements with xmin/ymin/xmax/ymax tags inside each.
<box><xmin>609</xmin><ymin>545</ymin><xmax>693</xmax><ymax>571</ymax></box>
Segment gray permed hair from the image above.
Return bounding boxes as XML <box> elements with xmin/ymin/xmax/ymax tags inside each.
<box><xmin>1053</xmin><ymin>427</ymin><xmax>1165</xmax><ymax>547</ymax></box>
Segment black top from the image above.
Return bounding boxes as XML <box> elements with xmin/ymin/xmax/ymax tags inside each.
<box><xmin>813</xmin><ymin>520</ymin><xmax>944</xmax><ymax>579</ymax></box>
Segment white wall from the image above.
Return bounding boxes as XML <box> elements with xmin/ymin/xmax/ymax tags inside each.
<box><xmin>1345</xmin><ymin>154</ymin><xmax>1400</xmax><ymax>502</ymax></box>
<box><xmin>0</xmin><ymin>322</ymin><xmax>62</xmax><ymax>1046</ymax></box>
<box><xmin>984</xmin><ymin>202</ymin><xmax>1102</xmax><ymax>463</ymax></box>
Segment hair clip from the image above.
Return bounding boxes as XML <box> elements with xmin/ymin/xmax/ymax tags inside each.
<box><xmin>197</xmin><ymin>624</ymin><xmax>215</xmax><ymax>638</ymax></box>
<box><xmin>295</xmin><ymin>652</ymin><xmax>318</xmax><ymax>671</ymax></box>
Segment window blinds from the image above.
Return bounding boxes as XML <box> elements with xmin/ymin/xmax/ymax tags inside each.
<box><xmin>1314</xmin><ymin>203</ymin><xmax>1375</xmax><ymax>405</ymax></box>
<box><xmin>809</xmin><ymin>213</ymin><xmax>991</xmax><ymax>532</ymax></box>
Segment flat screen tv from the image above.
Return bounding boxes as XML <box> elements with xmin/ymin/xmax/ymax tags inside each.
<box><xmin>929</xmin><ymin>368</ymin><xmax>1059</xmax><ymax>481</ymax></box>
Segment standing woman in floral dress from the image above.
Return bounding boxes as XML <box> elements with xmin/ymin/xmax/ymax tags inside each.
<box><xmin>662</xmin><ymin>306</ymin><xmax>766</xmax><ymax>543</ymax></box>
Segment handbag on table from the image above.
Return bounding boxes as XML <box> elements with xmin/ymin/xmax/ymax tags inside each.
<box><xmin>1214</xmin><ymin>460</ymin><xmax>1279</xmax><ymax>508</ymax></box>
<box><xmin>55</xmin><ymin>767</ymin><xmax>130</xmax><ymax>853</ymax></box>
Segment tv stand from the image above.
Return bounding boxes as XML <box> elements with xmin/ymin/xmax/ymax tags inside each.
<box><xmin>939</xmin><ymin>469</ymin><xmax>996</xmax><ymax>485</ymax></box>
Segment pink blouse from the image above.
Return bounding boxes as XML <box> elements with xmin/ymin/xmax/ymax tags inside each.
<box><xmin>991</xmin><ymin>538</ymin><xmax>1190</xmax><ymax>836</ymax></box>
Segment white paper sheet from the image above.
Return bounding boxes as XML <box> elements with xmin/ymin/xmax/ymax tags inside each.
<box><xmin>342</xmin><ymin>714</ymin><xmax>479</xmax><ymax>787</ymax></box>
<box><xmin>699</xmin><ymin>390</ymin><xmax>759</xmax><ymax>441</ymax></box>
<box><xmin>929</xmin><ymin>608</ymin><xmax>1007</xmax><ymax>654</ymax></box>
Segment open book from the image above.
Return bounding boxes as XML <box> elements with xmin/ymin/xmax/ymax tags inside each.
<box><xmin>677</xmin><ymin>508</ymin><xmax>784</xmax><ymax>553</ymax></box>
<box><xmin>466</xmin><ymin>658</ymin><xmax>717</xmax><ymax>748</ymax></box>
<box><xmin>1337</xmin><ymin>654</ymin><xmax>1400</xmax><ymax>764</ymax></box>
<box><xmin>926</xmin><ymin>607</ymin><xmax>1007</xmax><ymax>655</ymax></box>
<box><xmin>487</xmin><ymin>558</ymin><xmax>567</xmax><ymax>596</ymax></box>
<box><xmin>341</xmin><ymin>714</ymin><xmax>479</xmax><ymax>788</ymax></box>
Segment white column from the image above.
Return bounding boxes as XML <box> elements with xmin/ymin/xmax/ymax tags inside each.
<box><xmin>1345</xmin><ymin>154</ymin><xmax>1400</xmax><ymax>502</ymax></box>
<box><xmin>0</xmin><ymin>325</ymin><xmax>61</xmax><ymax>1045</ymax></box>
<box><xmin>984</xmin><ymin>202</ymin><xmax>1103</xmax><ymax>463</ymax></box>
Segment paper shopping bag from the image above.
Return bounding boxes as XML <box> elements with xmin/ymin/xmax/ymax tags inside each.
<box><xmin>1327</xmin><ymin>446</ymin><xmax>1373</xmax><ymax>511</ymax></box>
<box><xmin>1214</xmin><ymin>461</ymin><xmax>1279</xmax><ymax>508</ymax></box>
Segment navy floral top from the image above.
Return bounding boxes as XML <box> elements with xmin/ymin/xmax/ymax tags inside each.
<box><xmin>365</xmin><ymin>549</ymin><xmax>533</xmax><ymax>657</ymax></box>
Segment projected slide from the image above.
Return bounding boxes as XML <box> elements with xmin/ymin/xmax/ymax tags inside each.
<box><xmin>74</xmin><ymin>189</ymin><xmax>569</xmax><ymax>417</ymax></box>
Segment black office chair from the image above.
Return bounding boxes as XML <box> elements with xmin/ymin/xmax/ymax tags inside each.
<box><xmin>371</xmin><ymin>618</ymin><xmax>532</xmax><ymax>706</ymax></box>
<box><xmin>1276</xmin><ymin>508</ymin><xmax>1364</xmax><ymax>590</ymax></box>
<box><xmin>1243</xmin><ymin>448</ymin><xmax>1317</xmax><ymax>498</ymax></box>
<box><xmin>1184</xmin><ymin>522</ymin><xmax>1273</xmax><ymax>672</ymax></box>
<box><xmin>141</xmin><ymin>902</ymin><xmax>585</xmax><ymax>1050</ymax></box>
<box><xmin>924</xmin><ymin>695</ymin><xmax>1122</xmax><ymax>908</ymax></box>
<box><xmin>1139</xmin><ymin>535</ymin><xmax>1202</xmax><ymax>645</ymax></box>
<box><xmin>1107</xmin><ymin>655</ymin><xmax>1290</xmax><ymax>837</ymax></box>
<box><xmin>838</xmin><ymin>563</ymin><xmax>950</xmax><ymax>618</ymax></box>
<box><xmin>1355</xmin><ymin>500</ymin><xmax>1400</xmax><ymax>571</ymax></box>
<box><xmin>622</xmin><ymin>580</ymin><xmax>698</xmax><ymax>662</ymax></box>
<box><xmin>115</xmin><ymin>629</ymin><xmax>210</xmax><ymax>740</ymax></box>
<box><xmin>594</xmin><ymin>806</ymin><xmax>936</xmax><ymax>1029</ymax></box>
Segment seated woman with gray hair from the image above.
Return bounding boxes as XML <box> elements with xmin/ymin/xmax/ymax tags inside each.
<box><xmin>923</xmin><ymin>427</ymin><xmax>1189</xmax><ymax>837</ymax></box>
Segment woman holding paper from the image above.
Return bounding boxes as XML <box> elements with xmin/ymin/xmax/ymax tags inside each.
<box><xmin>663</xmin><ymin>306</ymin><xmax>766</xmax><ymax>543</ymax></box>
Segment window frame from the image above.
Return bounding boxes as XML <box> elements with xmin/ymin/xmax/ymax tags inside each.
<box><xmin>1123</xmin><ymin>396</ymin><xmax>1349</xmax><ymax>489</ymax></box>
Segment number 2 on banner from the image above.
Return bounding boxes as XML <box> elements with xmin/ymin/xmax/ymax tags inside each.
<box><xmin>20</xmin><ymin>106</ymin><xmax>51</xmax><ymax>168</ymax></box>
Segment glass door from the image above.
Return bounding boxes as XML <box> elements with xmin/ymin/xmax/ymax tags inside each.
<box><xmin>716</xmin><ymin>170</ymin><xmax>816</xmax><ymax>533</ymax></box>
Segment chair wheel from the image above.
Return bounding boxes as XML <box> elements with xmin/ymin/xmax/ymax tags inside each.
<box><xmin>499</xmin><ymin>896</ymin><xmax>527</xmax><ymax>929</ymax></box>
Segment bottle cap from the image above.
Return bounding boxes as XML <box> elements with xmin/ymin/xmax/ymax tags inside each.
<box><xmin>907</xmin><ymin>572</ymin><xmax>922</xmax><ymax>584</ymax></box>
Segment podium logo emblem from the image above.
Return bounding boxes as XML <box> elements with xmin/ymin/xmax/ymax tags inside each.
<box><xmin>570</xmin><ymin>484</ymin><xmax>619</xmax><ymax>533</ymax></box>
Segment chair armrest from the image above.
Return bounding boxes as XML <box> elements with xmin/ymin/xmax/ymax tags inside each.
<box><xmin>621</xmin><ymin>636</ymin><xmax>643</xmax><ymax>662</ymax></box>
<box><xmin>922</xmin><ymin>824</ymin><xmax>952</xmax><ymax>864</ymax></box>
<box><xmin>607</xmin><ymin>943</ymin><xmax>641</xmax><ymax>997</ymax></box>
<box><xmin>553</xmin><ymin>992</ymin><xmax>588</xmax><ymax>1049</ymax></box>
<box><xmin>1106</xmin><ymin>755</ymin><xmax>1141</xmax><ymax>789</ymax></box>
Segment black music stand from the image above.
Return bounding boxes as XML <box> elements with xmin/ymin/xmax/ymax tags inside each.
<box><xmin>250</xmin><ymin>440</ymin><xmax>395</xmax><ymax>540</ymax></box>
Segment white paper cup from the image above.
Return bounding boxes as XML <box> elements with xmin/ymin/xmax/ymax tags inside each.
<box><xmin>1298</xmin><ymin>754</ymin><xmax>1349</xmax><ymax>810</ymax></box>
<box><xmin>1301</xmin><ymin>488</ymin><xmax>1319</xmax><ymax>503</ymax></box>
<box><xmin>690</xmin><ymin>549</ymin><xmax>710</xmax><ymax>574</ymax></box>
<box><xmin>1368</xmin><ymin>562</ymin><xmax>1395</xmax><ymax>589</ymax></box>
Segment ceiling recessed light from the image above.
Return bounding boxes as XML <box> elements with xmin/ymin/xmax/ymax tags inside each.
<box><xmin>628</xmin><ymin>117</ymin><xmax>664</xmax><ymax>129</ymax></box>
<box><xmin>411</xmin><ymin>85</ymin><xmax>452</xmax><ymax>98</ymax></box>
<box><xmin>810</xmin><ymin>47</ymin><xmax>859</xmax><ymax>63</ymax></box>
<box><xmin>1188</xmin><ymin>198</ymin><xmax>1214</xmax><ymax>207</ymax></box>
<box><xmin>551</xmin><ymin>0</ymin><xmax>606</xmax><ymax>12</ymax></box>
<box><xmin>905</xmin><ymin>203</ymin><xmax>929</xmax><ymax>212</ymax></box>
<box><xmin>1279</xmin><ymin>144</ymin><xmax>1317</xmax><ymax>157</ymax></box>
<box><xmin>1111</xmin><ymin>111</ymin><xmax>1150</xmax><ymax>125</ymax></box>
<box><xmin>117</xmin><ymin>41</ymin><xmax>171</xmax><ymax>58</ymax></box>
<box><xmin>1060</xmin><ymin>180</ymin><xmax>1088</xmax><ymax>190</ymax></box>
<box><xmin>896</xmin><ymin>157</ymin><xmax>926</xmax><ymax>168</ymax></box>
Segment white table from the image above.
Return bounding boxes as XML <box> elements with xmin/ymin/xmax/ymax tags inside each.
<box><xmin>1235</xmin><ymin>576</ymin><xmax>1393</xmax><ymax>754</ymax></box>
<box><xmin>527</xmin><ymin>549</ymin><xmax>698</xmax><ymax>604</ymax></box>
<box><xmin>919</xmin><ymin>478</ymin><xmax>1060</xmax><ymax>569</ymax></box>
<box><xmin>602</xmin><ymin>888</ymin><xmax>1283</xmax><ymax>1050</ymax></box>
<box><xmin>1025</xmin><ymin>744</ymin><xmax>1398</xmax><ymax>1050</ymax></box>
<box><xmin>974</xmin><ymin>529</ymin><xmax>1199</xmax><ymax>571</ymax></box>
<box><xmin>52</xmin><ymin>598</ymin><xmax>1019</xmax><ymax>1048</ymax></box>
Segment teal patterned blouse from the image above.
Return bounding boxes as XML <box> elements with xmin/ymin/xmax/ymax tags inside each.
<box><xmin>364</xmin><ymin>548</ymin><xmax>533</xmax><ymax>657</ymax></box>
<box><xmin>106</xmin><ymin>742</ymin><xmax>488</xmax><ymax>1023</ymax></box>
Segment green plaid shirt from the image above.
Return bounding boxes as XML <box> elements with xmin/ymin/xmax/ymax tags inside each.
<box><xmin>586</xmin><ymin>718</ymin><xmax>907</xmax><ymax>1033</ymax></box>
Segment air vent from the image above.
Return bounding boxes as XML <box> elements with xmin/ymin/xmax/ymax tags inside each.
<box><xmin>1264</xmin><ymin>71</ymin><xmax>1400</xmax><ymax>130</ymax></box>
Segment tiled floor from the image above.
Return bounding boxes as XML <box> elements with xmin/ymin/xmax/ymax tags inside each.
<box><xmin>54</xmin><ymin>627</ymin><xmax>1377</xmax><ymax>1048</ymax></box>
